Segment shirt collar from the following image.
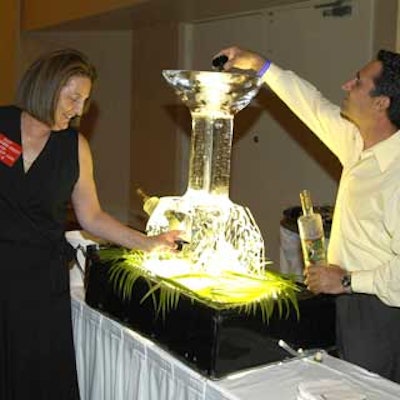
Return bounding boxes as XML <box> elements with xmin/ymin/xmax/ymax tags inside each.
<box><xmin>362</xmin><ymin>130</ymin><xmax>400</xmax><ymax>172</ymax></box>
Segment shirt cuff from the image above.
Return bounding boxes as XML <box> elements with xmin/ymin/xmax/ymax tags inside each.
<box><xmin>351</xmin><ymin>270</ymin><xmax>375</xmax><ymax>294</ymax></box>
<box><xmin>260</xmin><ymin>63</ymin><xmax>282</xmax><ymax>85</ymax></box>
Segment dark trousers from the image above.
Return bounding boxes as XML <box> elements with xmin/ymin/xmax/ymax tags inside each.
<box><xmin>336</xmin><ymin>293</ymin><xmax>400</xmax><ymax>383</ymax></box>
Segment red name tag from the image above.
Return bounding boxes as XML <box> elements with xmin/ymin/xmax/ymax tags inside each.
<box><xmin>0</xmin><ymin>133</ymin><xmax>22</xmax><ymax>167</ymax></box>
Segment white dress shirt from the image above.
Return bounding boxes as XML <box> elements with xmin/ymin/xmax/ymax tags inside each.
<box><xmin>262</xmin><ymin>64</ymin><xmax>400</xmax><ymax>306</ymax></box>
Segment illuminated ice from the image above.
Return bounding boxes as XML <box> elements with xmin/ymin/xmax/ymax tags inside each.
<box><xmin>145</xmin><ymin>70</ymin><xmax>266</xmax><ymax>275</ymax></box>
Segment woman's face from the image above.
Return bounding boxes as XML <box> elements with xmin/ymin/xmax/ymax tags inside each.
<box><xmin>53</xmin><ymin>75</ymin><xmax>92</xmax><ymax>131</ymax></box>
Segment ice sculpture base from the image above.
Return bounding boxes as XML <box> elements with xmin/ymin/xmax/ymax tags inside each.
<box><xmin>146</xmin><ymin>194</ymin><xmax>266</xmax><ymax>274</ymax></box>
<box><xmin>85</xmin><ymin>247</ymin><xmax>336</xmax><ymax>379</ymax></box>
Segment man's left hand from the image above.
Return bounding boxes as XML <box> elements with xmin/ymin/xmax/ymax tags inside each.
<box><xmin>304</xmin><ymin>264</ymin><xmax>347</xmax><ymax>294</ymax></box>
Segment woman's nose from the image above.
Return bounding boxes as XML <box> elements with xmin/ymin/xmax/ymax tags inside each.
<box><xmin>74</xmin><ymin>100</ymin><xmax>85</xmax><ymax>116</ymax></box>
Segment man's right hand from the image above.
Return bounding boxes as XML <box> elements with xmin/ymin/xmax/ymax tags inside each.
<box><xmin>213</xmin><ymin>46</ymin><xmax>266</xmax><ymax>72</ymax></box>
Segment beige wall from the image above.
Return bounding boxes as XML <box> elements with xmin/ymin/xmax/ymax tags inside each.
<box><xmin>373</xmin><ymin>0</ymin><xmax>398</xmax><ymax>54</ymax></box>
<box><xmin>0</xmin><ymin>0</ymin><xmax>19</xmax><ymax>104</ymax></box>
<box><xmin>15</xmin><ymin>0</ymin><xmax>400</xmax><ymax>241</ymax></box>
<box><xmin>21</xmin><ymin>31</ymin><xmax>133</xmax><ymax>223</ymax></box>
<box><xmin>186</xmin><ymin>0</ymin><xmax>397</xmax><ymax>265</ymax></box>
<box><xmin>21</xmin><ymin>24</ymin><xmax>183</xmax><ymax>229</ymax></box>
<box><xmin>397</xmin><ymin>0</ymin><xmax>400</xmax><ymax>51</ymax></box>
<box><xmin>21</xmin><ymin>0</ymin><xmax>147</xmax><ymax>30</ymax></box>
<box><xmin>129</xmin><ymin>22</ymin><xmax>182</xmax><ymax>228</ymax></box>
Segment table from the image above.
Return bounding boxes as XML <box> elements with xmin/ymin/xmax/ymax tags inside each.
<box><xmin>67</xmin><ymin>231</ymin><xmax>400</xmax><ymax>400</ymax></box>
<box><xmin>72</xmin><ymin>288</ymin><xmax>234</xmax><ymax>400</ymax></box>
<box><xmin>71</xmin><ymin>287</ymin><xmax>400</xmax><ymax>400</ymax></box>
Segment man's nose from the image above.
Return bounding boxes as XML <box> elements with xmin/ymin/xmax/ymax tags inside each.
<box><xmin>342</xmin><ymin>78</ymin><xmax>355</xmax><ymax>91</ymax></box>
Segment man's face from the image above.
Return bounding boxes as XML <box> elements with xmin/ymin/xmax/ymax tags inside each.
<box><xmin>53</xmin><ymin>75</ymin><xmax>92</xmax><ymax>131</ymax></box>
<box><xmin>340</xmin><ymin>60</ymin><xmax>383</xmax><ymax>124</ymax></box>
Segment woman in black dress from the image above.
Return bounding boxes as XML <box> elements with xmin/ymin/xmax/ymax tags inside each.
<box><xmin>0</xmin><ymin>49</ymin><xmax>181</xmax><ymax>399</ymax></box>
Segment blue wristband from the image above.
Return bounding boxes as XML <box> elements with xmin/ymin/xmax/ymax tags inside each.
<box><xmin>257</xmin><ymin>59</ymin><xmax>271</xmax><ymax>77</ymax></box>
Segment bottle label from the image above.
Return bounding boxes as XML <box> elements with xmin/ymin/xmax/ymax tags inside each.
<box><xmin>301</xmin><ymin>237</ymin><xmax>326</xmax><ymax>266</ymax></box>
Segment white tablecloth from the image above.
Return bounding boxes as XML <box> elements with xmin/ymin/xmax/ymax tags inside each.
<box><xmin>67</xmin><ymin>231</ymin><xmax>400</xmax><ymax>400</ymax></box>
<box><xmin>71</xmin><ymin>288</ymin><xmax>235</xmax><ymax>400</ymax></box>
<box><xmin>71</xmin><ymin>288</ymin><xmax>400</xmax><ymax>400</ymax></box>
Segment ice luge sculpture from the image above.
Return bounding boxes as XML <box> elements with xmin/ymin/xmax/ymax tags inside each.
<box><xmin>145</xmin><ymin>70</ymin><xmax>266</xmax><ymax>275</ymax></box>
<box><xmin>84</xmin><ymin>67</ymin><xmax>339</xmax><ymax>380</ymax></box>
<box><xmin>85</xmin><ymin>69</ymin><xmax>324</xmax><ymax>379</ymax></box>
<box><xmin>94</xmin><ymin>68</ymin><xmax>300</xmax><ymax>319</ymax></box>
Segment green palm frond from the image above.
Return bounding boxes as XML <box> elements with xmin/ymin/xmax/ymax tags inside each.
<box><xmin>97</xmin><ymin>248</ymin><xmax>300</xmax><ymax>322</ymax></box>
<box><xmin>99</xmin><ymin>248</ymin><xmax>148</xmax><ymax>302</ymax></box>
<box><xmin>140</xmin><ymin>278</ymin><xmax>181</xmax><ymax>319</ymax></box>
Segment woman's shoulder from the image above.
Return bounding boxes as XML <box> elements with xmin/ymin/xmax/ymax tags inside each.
<box><xmin>53</xmin><ymin>126</ymin><xmax>79</xmax><ymax>142</ymax></box>
<box><xmin>0</xmin><ymin>105</ymin><xmax>21</xmax><ymax>119</ymax></box>
<box><xmin>0</xmin><ymin>106</ymin><xmax>22</xmax><ymax>137</ymax></box>
<box><xmin>50</xmin><ymin>127</ymin><xmax>80</xmax><ymax>160</ymax></box>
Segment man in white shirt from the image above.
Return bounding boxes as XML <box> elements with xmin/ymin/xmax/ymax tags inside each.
<box><xmin>215</xmin><ymin>46</ymin><xmax>400</xmax><ymax>382</ymax></box>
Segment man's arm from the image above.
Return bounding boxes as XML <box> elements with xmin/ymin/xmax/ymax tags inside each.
<box><xmin>305</xmin><ymin>264</ymin><xmax>350</xmax><ymax>295</ymax></box>
<box><xmin>217</xmin><ymin>46</ymin><xmax>362</xmax><ymax>166</ymax></box>
<box><xmin>350</xmin><ymin>190</ymin><xmax>400</xmax><ymax>306</ymax></box>
<box><xmin>306</xmin><ymin>187</ymin><xmax>400</xmax><ymax>306</ymax></box>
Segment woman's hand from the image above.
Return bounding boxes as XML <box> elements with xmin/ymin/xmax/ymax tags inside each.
<box><xmin>143</xmin><ymin>230</ymin><xmax>186</xmax><ymax>253</ymax></box>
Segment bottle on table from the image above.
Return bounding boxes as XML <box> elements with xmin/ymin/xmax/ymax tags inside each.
<box><xmin>136</xmin><ymin>187</ymin><xmax>160</xmax><ymax>216</ymax></box>
<box><xmin>136</xmin><ymin>187</ymin><xmax>190</xmax><ymax>248</ymax></box>
<box><xmin>297</xmin><ymin>189</ymin><xmax>327</xmax><ymax>267</ymax></box>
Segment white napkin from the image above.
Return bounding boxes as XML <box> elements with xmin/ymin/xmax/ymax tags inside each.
<box><xmin>297</xmin><ymin>379</ymin><xmax>366</xmax><ymax>400</ymax></box>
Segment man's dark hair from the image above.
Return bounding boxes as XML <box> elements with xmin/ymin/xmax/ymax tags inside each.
<box><xmin>16</xmin><ymin>48</ymin><xmax>97</xmax><ymax>129</ymax></box>
<box><xmin>371</xmin><ymin>49</ymin><xmax>400</xmax><ymax>129</ymax></box>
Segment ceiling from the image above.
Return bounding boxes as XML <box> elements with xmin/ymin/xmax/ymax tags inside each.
<box><xmin>37</xmin><ymin>0</ymin><xmax>309</xmax><ymax>31</ymax></box>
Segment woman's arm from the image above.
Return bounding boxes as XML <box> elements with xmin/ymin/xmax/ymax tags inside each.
<box><xmin>71</xmin><ymin>134</ymin><xmax>181</xmax><ymax>252</ymax></box>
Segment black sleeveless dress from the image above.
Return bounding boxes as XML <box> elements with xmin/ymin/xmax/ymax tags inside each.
<box><xmin>0</xmin><ymin>106</ymin><xmax>80</xmax><ymax>399</ymax></box>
